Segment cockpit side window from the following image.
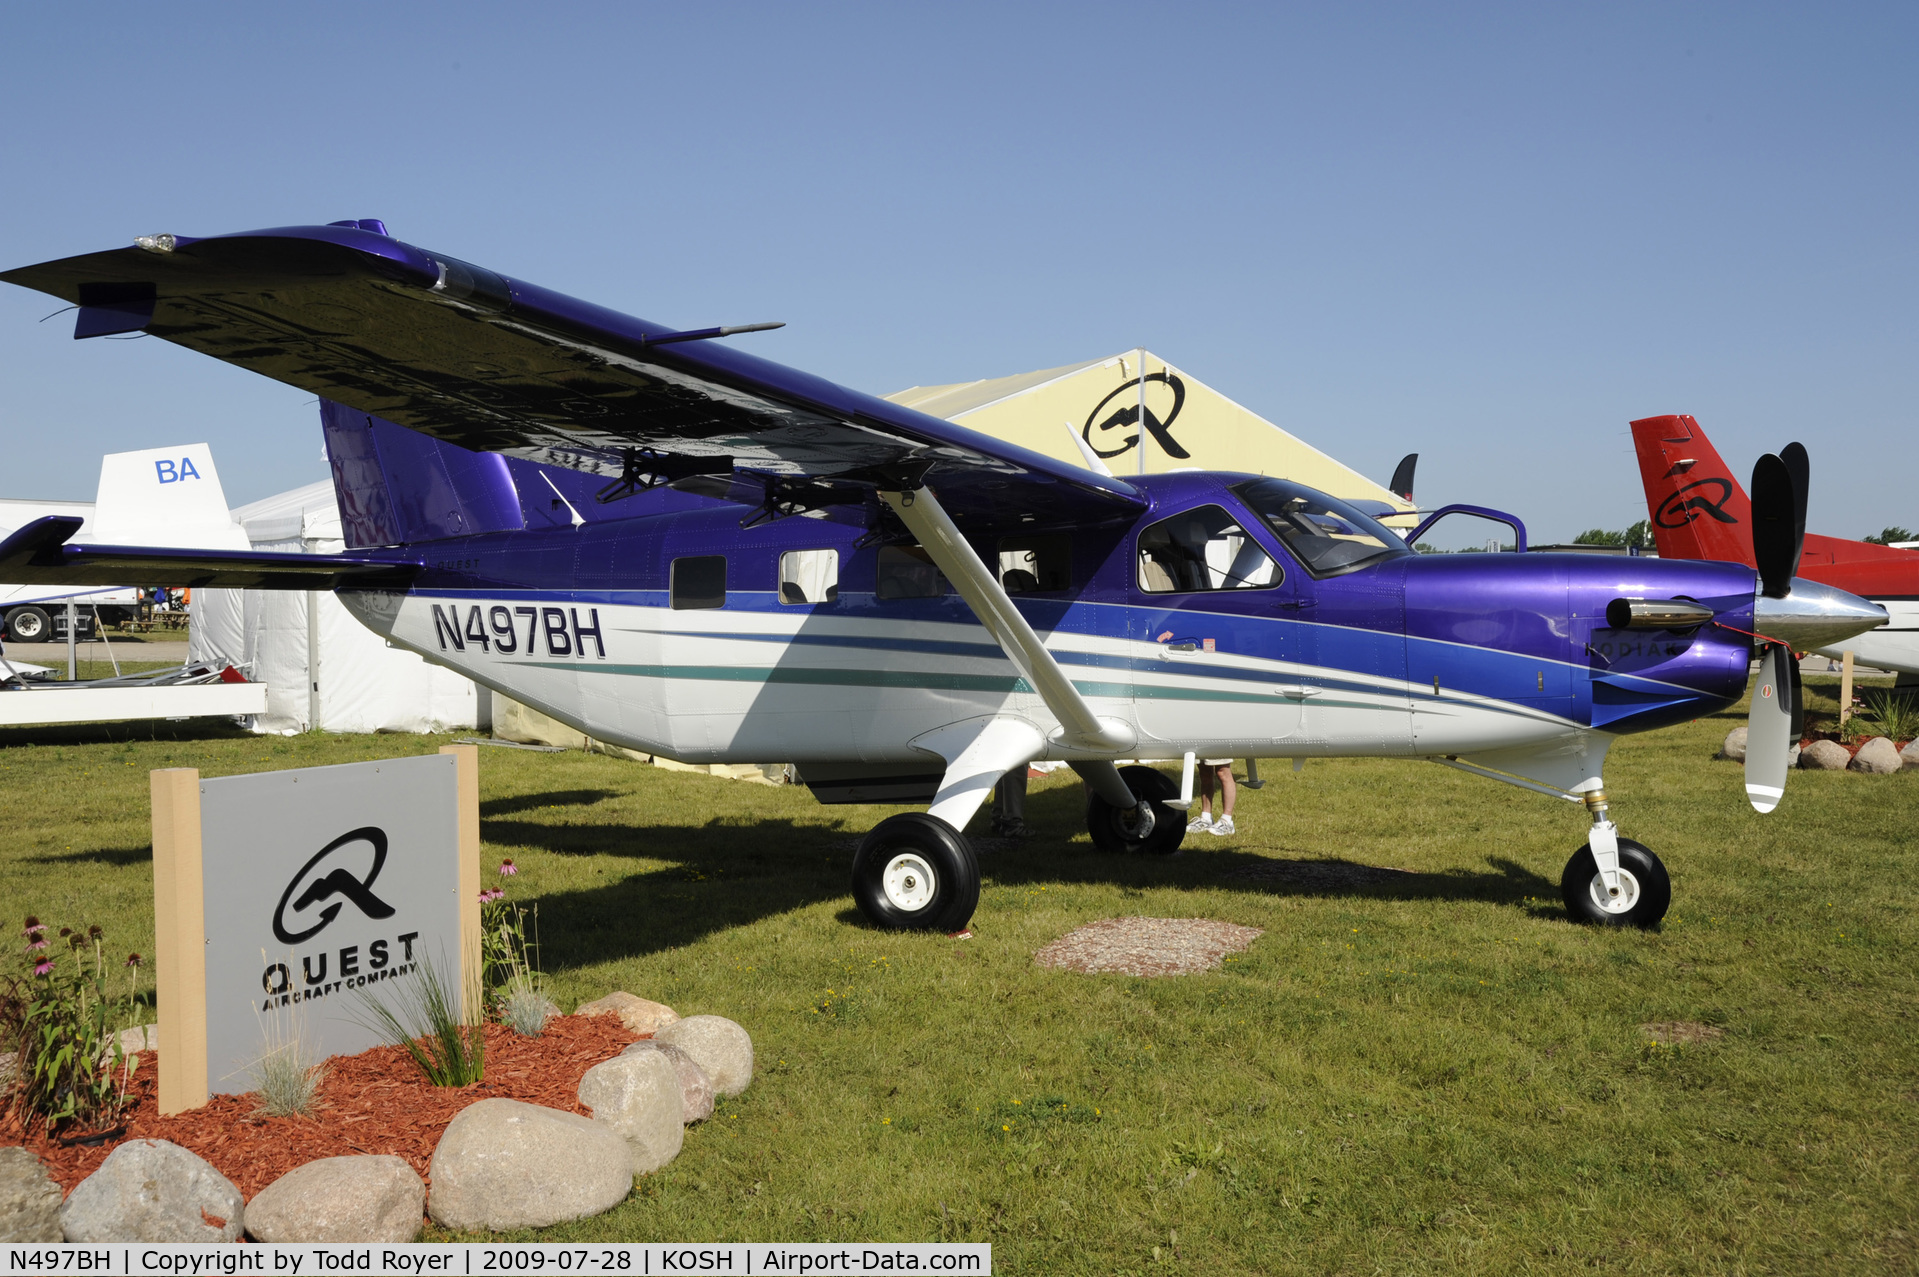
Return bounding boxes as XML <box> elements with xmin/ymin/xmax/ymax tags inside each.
<box><xmin>1230</xmin><ymin>477</ymin><xmax>1411</xmax><ymax>578</ymax></box>
<box><xmin>1136</xmin><ymin>504</ymin><xmax>1281</xmax><ymax>593</ymax></box>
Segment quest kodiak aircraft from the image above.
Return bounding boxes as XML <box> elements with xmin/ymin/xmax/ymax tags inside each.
<box><xmin>0</xmin><ymin>222</ymin><xmax>1888</xmax><ymax>932</ymax></box>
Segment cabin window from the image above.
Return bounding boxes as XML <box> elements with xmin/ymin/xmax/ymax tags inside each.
<box><xmin>997</xmin><ymin>535</ymin><xmax>1070</xmax><ymax>593</ymax></box>
<box><xmin>876</xmin><ymin>544</ymin><xmax>947</xmax><ymax>600</ymax></box>
<box><xmin>1137</xmin><ymin>505</ymin><xmax>1280</xmax><ymax>593</ymax></box>
<box><xmin>670</xmin><ymin>555</ymin><xmax>727</xmax><ymax>609</ymax></box>
<box><xmin>779</xmin><ymin>549</ymin><xmax>839</xmax><ymax>604</ymax></box>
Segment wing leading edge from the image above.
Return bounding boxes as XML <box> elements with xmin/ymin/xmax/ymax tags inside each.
<box><xmin>2</xmin><ymin>226</ymin><xmax>1143</xmax><ymax>532</ymax></box>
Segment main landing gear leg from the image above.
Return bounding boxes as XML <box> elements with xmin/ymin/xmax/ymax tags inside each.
<box><xmin>1560</xmin><ymin>787</ymin><xmax>1671</xmax><ymax>929</ymax></box>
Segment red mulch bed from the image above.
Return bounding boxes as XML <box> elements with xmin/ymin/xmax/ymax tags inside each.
<box><xmin>4</xmin><ymin>1015</ymin><xmax>640</xmax><ymax>1200</ymax></box>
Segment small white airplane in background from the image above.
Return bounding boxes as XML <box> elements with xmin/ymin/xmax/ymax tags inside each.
<box><xmin>0</xmin><ymin>442</ymin><xmax>249</xmax><ymax>641</ymax></box>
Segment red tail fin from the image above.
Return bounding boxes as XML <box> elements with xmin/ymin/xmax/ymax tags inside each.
<box><xmin>1629</xmin><ymin>415</ymin><xmax>1755</xmax><ymax>566</ymax></box>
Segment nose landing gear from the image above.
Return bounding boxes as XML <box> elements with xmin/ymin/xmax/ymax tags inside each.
<box><xmin>1561</xmin><ymin>789</ymin><xmax>1670</xmax><ymax>928</ymax></box>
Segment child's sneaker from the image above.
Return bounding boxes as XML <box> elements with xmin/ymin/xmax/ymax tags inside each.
<box><xmin>1186</xmin><ymin>812</ymin><xmax>1213</xmax><ymax>832</ymax></box>
<box><xmin>1209</xmin><ymin>816</ymin><xmax>1236</xmax><ymax>836</ymax></box>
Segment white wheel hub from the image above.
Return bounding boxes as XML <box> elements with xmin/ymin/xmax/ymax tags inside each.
<box><xmin>882</xmin><ymin>852</ymin><xmax>937</xmax><ymax>912</ymax></box>
<box><xmin>1588</xmin><ymin>866</ymin><xmax>1642</xmax><ymax>914</ymax></box>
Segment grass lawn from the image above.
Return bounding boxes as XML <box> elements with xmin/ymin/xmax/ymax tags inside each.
<box><xmin>0</xmin><ymin>676</ymin><xmax>1912</xmax><ymax>1273</ymax></box>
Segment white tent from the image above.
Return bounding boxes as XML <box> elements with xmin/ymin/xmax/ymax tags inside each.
<box><xmin>189</xmin><ymin>481</ymin><xmax>486</xmax><ymax>735</ymax></box>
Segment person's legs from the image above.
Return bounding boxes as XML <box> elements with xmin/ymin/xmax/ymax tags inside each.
<box><xmin>991</xmin><ymin>766</ymin><xmax>1030</xmax><ymax>837</ymax></box>
<box><xmin>1210</xmin><ymin>763</ymin><xmax>1237</xmax><ymax>834</ymax></box>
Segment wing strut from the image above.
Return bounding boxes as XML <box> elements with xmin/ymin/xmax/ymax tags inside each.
<box><xmin>879</xmin><ymin>488</ymin><xmax>1134</xmax><ymax>756</ymax></box>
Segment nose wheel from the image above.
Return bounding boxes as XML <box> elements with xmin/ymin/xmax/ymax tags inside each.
<box><xmin>1561</xmin><ymin>838</ymin><xmax>1670</xmax><ymax>929</ymax></box>
<box><xmin>851</xmin><ymin>813</ymin><xmax>980</xmax><ymax>932</ymax></box>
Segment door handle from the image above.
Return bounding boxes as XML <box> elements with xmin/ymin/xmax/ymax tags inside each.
<box><xmin>1276</xmin><ymin>685</ymin><xmax>1321</xmax><ymax>699</ymax></box>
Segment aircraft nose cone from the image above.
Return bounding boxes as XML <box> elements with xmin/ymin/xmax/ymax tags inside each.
<box><xmin>1752</xmin><ymin>579</ymin><xmax>1888</xmax><ymax>649</ymax></box>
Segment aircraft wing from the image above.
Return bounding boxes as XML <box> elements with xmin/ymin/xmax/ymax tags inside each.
<box><xmin>1</xmin><ymin>225</ymin><xmax>1144</xmax><ymax>530</ymax></box>
<box><xmin>0</xmin><ymin>517</ymin><xmax>418</xmax><ymax>590</ymax></box>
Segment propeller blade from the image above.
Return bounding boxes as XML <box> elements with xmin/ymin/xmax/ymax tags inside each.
<box><xmin>1750</xmin><ymin>452</ymin><xmax>1796</xmax><ymax>599</ymax></box>
<box><xmin>1781</xmin><ymin>441</ymin><xmax>1809</xmax><ymax>570</ymax></box>
<box><xmin>1788</xmin><ymin>651</ymin><xmax>1804</xmax><ymax>740</ymax></box>
<box><xmin>1745</xmin><ymin>643</ymin><xmax>1793</xmax><ymax>814</ymax></box>
<box><xmin>1389</xmin><ymin>453</ymin><xmax>1418</xmax><ymax>502</ymax></box>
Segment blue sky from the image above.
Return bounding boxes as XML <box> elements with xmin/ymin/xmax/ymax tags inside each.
<box><xmin>1</xmin><ymin>3</ymin><xmax>1912</xmax><ymax>541</ymax></box>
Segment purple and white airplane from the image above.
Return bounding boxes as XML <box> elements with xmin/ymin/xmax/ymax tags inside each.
<box><xmin>0</xmin><ymin>222</ymin><xmax>1886</xmax><ymax>932</ymax></box>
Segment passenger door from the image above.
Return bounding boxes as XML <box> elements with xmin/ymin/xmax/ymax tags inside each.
<box><xmin>1130</xmin><ymin>504</ymin><xmax>1304</xmax><ymax>749</ymax></box>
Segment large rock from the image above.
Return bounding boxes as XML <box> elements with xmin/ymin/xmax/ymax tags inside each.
<box><xmin>62</xmin><ymin>1140</ymin><xmax>244</xmax><ymax>1242</ymax></box>
<box><xmin>621</xmin><ymin>1040</ymin><xmax>715</xmax><ymax>1123</ymax></box>
<box><xmin>578</xmin><ymin>1052</ymin><xmax>685</xmax><ymax>1173</ymax></box>
<box><xmin>1800</xmin><ymin>739</ymin><xmax>1851</xmax><ymax>771</ymax></box>
<box><xmin>0</xmin><ymin>1148</ymin><xmax>62</xmax><ymax>1242</ymax></box>
<box><xmin>1720</xmin><ymin>727</ymin><xmax>1747</xmax><ymax>762</ymax></box>
<box><xmin>1903</xmin><ymin>739</ymin><xmax>1919</xmax><ymax>770</ymax></box>
<box><xmin>428</xmin><ymin>1099</ymin><xmax>632</xmax><ymax>1232</ymax></box>
<box><xmin>656</xmin><ymin>1015</ymin><xmax>753</xmax><ymax>1097</ymax></box>
<box><xmin>1850</xmin><ymin>736</ymin><xmax>1902</xmax><ymax>774</ymax></box>
<box><xmin>244</xmin><ymin>1155</ymin><xmax>423</xmax><ymax>1243</ymax></box>
<box><xmin>575</xmin><ymin>992</ymin><xmax>680</xmax><ymax>1036</ymax></box>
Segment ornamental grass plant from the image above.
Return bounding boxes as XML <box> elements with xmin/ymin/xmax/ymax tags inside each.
<box><xmin>247</xmin><ymin>997</ymin><xmax>327</xmax><ymax>1118</ymax></box>
<box><xmin>350</xmin><ymin>954</ymin><xmax>485</xmax><ymax>1088</ymax></box>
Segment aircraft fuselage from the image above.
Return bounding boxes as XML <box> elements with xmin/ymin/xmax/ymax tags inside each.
<box><xmin>339</xmin><ymin>472</ymin><xmax>1759</xmax><ymax>775</ymax></box>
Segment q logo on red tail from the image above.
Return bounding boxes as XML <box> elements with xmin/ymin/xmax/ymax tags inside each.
<box><xmin>1654</xmin><ymin>478</ymin><xmax>1737</xmax><ymax>529</ymax></box>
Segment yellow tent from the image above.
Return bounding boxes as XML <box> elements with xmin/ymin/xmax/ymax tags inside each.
<box><xmin>887</xmin><ymin>349</ymin><xmax>1413</xmax><ymax>517</ymax></box>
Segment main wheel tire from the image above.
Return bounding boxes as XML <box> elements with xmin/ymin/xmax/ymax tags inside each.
<box><xmin>6</xmin><ymin>607</ymin><xmax>50</xmax><ymax>642</ymax></box>
<box><xmin>851</xmin><ymin>813</ymin><xmax>980</xmax><ymax>932</ymax></box>
<box><xmin>1086</xmin><ymin>764</ymin><xmax>1188</xmax><ymax>856</ymax></box>
<box><xmin>1561</xmin><ymin>839</ymin><xmax>1671</xmax><ymax>929</ymax></box>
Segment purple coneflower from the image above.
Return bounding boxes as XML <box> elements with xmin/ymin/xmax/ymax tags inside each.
<box><xmin>32</xmin><ymin>960</ymin><xmax>52</xmax><ymax>976</ymax></box>
<box><xmin>125</xmin><ymin>953</ymin><xmax>142</xmax><ymax>968</ymax></box>
<box><xmin>498</xmin><ymin>859</ymin><xmax>518</xmax><ymax>876</ymax></box>
<box><xmin>25</xmin><ymin>937</ymin><xmax>46</xmax><ymax>951</ymax></box>
<box><xmin>22</xmin><ymin>917</ymin><xmax>43</xmax><ymax>938</ymax></box>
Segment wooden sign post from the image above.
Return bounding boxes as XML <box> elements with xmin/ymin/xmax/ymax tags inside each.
<box><xmin>151</xmin><ymin>767</ymin><xmax>209</xmax><ymax>1117</ymax></box>
<box><xmin>150</xmin><ymin>744</ymin><xmax>480</xmax><ymax>1116</ymax></box>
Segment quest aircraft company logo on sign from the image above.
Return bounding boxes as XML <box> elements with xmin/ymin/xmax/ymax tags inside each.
<box><xmin>198</xmin><ymin>755</ymin><xmax>462</xmax><ymax>1093</ymax></box>
<box><xmin>273</xmin><ymin>826</ymin><xmax>396</xmax><ymax>943</ymax></box>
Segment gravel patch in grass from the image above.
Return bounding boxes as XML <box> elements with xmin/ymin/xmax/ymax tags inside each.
<box><xmin>1641</xmin><ymin>1019</ymin><xmax>1727</xmax><ymax>1045</ymax></box>
<box><xmin>1033</xmin><ymin>915</ymin><xmax>1263</xmax><ymax>976</ymax></box>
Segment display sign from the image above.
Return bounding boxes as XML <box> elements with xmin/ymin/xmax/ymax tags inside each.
<box><xmin>150</xmin><ymin>746</ymin><xmax>479</xmax><ymax>1113</ymax></box>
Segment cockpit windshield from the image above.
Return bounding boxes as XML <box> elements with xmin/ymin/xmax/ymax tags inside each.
<box><xmin>1230</xmin><ymin>477</ymin><xmax>1412</xmax><ymax>577</ymax></box>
